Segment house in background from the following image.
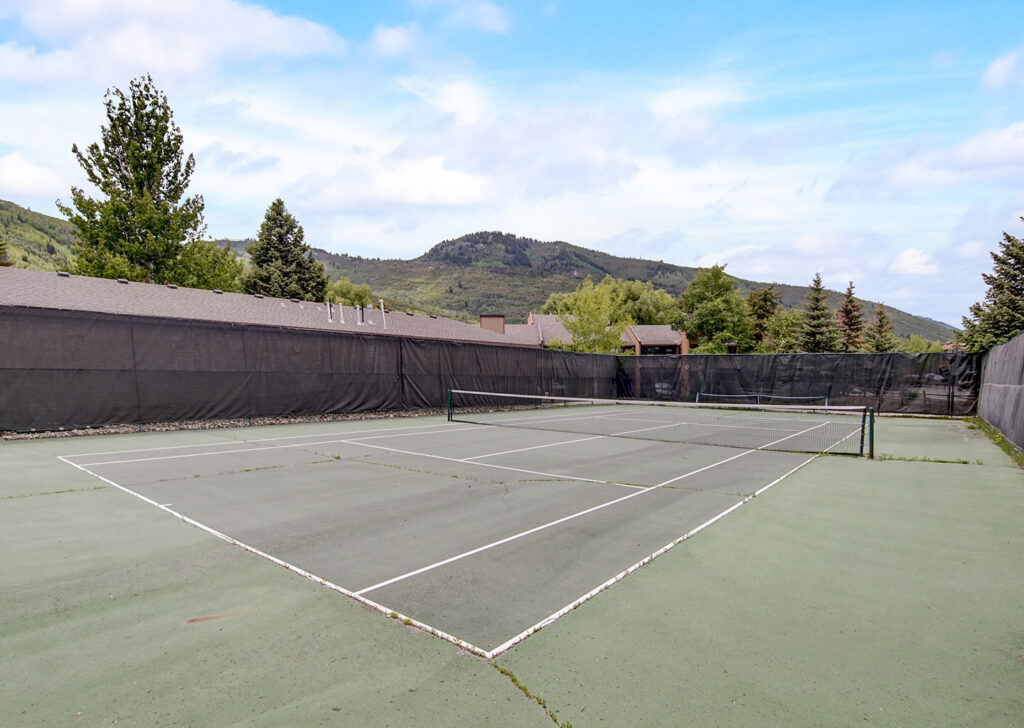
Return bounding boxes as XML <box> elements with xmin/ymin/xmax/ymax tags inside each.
<box><xmin>479</xmin><ymin>313</ymin><xmax>689</xmax><ymax>355</ymax></box>
<box><xmin>0</xmin><ymin>267</ymin><xmax>536</xmax><ymax>348</ymax></box>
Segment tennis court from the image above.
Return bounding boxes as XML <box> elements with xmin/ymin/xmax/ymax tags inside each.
<box><xmin>56</xmin><ymin>394</ymin><xmax>863</xmax><ymax>656</ymax></box>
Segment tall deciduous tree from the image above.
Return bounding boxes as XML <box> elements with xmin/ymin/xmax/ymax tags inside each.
<box><xmin>959</xmin><ymin>220</ymin><xmax>1024</xmax><ymax>352</ymax></box>
<box><xmin>57</xmin><ymin>74</ymin><xmax>205</xmax><ymax>283</ymax></box>
<box><xmin>671</xmin><ymin>265</ymin><xmax>753</xmax><ymax>353</ymax></box>
<box><xmin>170</xmin><ymin>240</ymin><xmax>244</xmax><ymax>292</ymax></box>
<box><xmin>542</xmin><ymin>276</ymin><xmax>677</xmax><ymax>325</ymax></box>
<box><xmin>243</xmin><ymin>199</ymin><xmax>327</xmax><ymax>301</ymax></box>
<box><xmin>835</xmin><ymin>281</ymin><xmax>865</xmax><ymax>352</ymax></box>
<box><xmin>800</xmin><ymin>273</ymin><xmax>841</xmax><ymax>352</ymax></box>
<box><xmin>327</xmin><ymin>275</ymin><xmax>375</xmax><ymax>307</ymax></box>
<box><xmin>902</xmin><ymin>334</ymin><xmax>944</xmax><ymax>353</ymax></box>
<box><xmin>864</xmin><ymin>303</ymin><xmax>899</xmax><ymax>353</ymax></box>
<box><xmin>758</xmin><ymin>308</ymin><xmax>804</xmax><ymax>353</ymax></box>
<box><xmin>547</xmin><ymin>276</ymin><xmax>631</xmax><ymax>353</ymax></box>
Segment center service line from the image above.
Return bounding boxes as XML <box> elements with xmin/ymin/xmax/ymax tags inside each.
<box><xmin>353</xmin><ymin>420</ymin><xmax>829</xmax><ymax>596</ymax></box>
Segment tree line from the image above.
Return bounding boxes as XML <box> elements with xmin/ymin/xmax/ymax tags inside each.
<box><xmin>54</xmin><ymin>75</ymin><xmax>1023</xmax><ymax>354</ymax></box>
<box><xmin>540</xmin><ymin>267</ymin><xmax>932</xmax><ymax>354</ymax></box>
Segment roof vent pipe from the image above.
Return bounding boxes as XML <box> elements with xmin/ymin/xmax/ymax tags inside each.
<box><xmin>356</xmin><ymin>305</ymin><xmax>363</xmax><ymax>325</ymax></box>
<box><xmin>379</xmin><ymin>299</ymin><xmax>387</xmax><ymax>329</ymax></box>
<box><xmin>326</xmin><ymin>301</ymin><xmax>332</xmax><ymax>323</ymax></box>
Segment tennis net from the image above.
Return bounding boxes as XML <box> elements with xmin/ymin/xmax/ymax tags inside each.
<box><xmin>695</xmin><ymin>392</ymin><xmax>830</xmax><ymax>406</ymax></box>
<box><xmin>447</xmin><ymin>389</ymin><xmax>872</xmax><ymax>456</ymax></box>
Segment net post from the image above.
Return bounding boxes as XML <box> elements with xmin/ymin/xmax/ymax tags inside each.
<box><xmin>868</xmin><ymin>407</ymin><xmax>875</xmax><ymax>459</ymax></box>
<box><xmin>446</xmin><ymin>389</ymin><xmax>452</xmax><ymax>422</ymax></box>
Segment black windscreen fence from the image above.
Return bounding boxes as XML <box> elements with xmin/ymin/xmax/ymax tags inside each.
<box><xmin>978</xmin><ymin>331</ymin><xmax>1024</xmax><ymax>452</ymax></box>
<box><xmin>617</xmin><ymin>351</ymin><xmax>979</xmax><ymax>416</ymax></box>
<box><xmin>0</xmin><ymin>305</ymin><xmax>982</xmax><ymax>432</ymax></box>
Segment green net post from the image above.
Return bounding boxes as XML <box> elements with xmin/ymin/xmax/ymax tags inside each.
<box><xmin>868</xmin><ymin>407</ymin><xmax>875</xmax><ymax>459</ymax></box>
<box><xmin>446</xmin><ymin>389</ymin><xmax>452</xmax><ymax>422</ymax></box>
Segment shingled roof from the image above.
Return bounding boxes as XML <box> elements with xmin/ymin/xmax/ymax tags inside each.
<box><xmin>517</xmin><ymin>314</ymin><xmax>685</xmax><ymax>348</ymax></box>
<box><xmin>0</xmin><ymin>267</ymin><xmax>533</xmax><ymax>347</ymax></box>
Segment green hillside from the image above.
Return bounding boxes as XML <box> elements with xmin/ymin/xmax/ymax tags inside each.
<box><xmin>2</xmin><ymin>202</ymin><xmax>955</xmax><ymax>342</ymax></box>
<box><xmin>322</xmin><ymin>231</ymin><xmax>956</xmax><ymax>341</ymax></box>
<box><xmin>0</xmin><ymin>200</ymin><xmax>77</xmax><ymax>271</ymax></box>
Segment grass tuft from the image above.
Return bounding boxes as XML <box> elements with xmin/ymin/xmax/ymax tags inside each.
<box><xmin>966</xmin><ymin>417</ymin><xmax>1024</xmax><ymax>468</ymax></box>
<box><xmin>876</xmin><ymin>454</ymin><xmax>982</xmax><ymax>465</ymax></box>
<box><xmin>492</xmin><ymin>663</ymin><xmax>573</xmax><ymax>727</ymax></box>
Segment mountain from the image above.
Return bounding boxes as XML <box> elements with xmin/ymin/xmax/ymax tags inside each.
<box><xmin>318</xmin><ymin>231</ymin><xmax>957</xmax><ymax>341</ymax></box>
<box><xmin>2</xmin><ymin>201</ymin><xmax>955</xmax><ymax>341</ymax></box>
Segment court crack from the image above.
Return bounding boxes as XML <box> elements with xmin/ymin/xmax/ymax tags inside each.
<box><xmin>492</xmin><ymin>663</ymin><xmax>574</xmax><ymax>728</ymax></box>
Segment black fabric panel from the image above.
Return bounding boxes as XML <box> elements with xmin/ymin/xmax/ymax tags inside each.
<box><xmin>0</xmin><ymin>306</ymin><xmax>134</xmax><ymax>369</ymax></box>
<box><xmin>0</xmin><ymin>369</ymin><xmax>140</xmax><ymax>430</ymax></box>
<box><xmin>136</xmin><ymin>371</ymin><xmax>251</xmax><ymax>422</ymax></box>
<box><xmin>0</xmin><ymin>305</ymin><xmax>986</xmax><ymax>432</ymax></box>
<box><xmin>615</xmin><ymin>352</ymin><xmax>980</xmax><ymax>415</ymax></box>
<box><xmin>979</xmin><ymin>332</ymin><xmax>1024</xmax><ymax>451</ymax></box>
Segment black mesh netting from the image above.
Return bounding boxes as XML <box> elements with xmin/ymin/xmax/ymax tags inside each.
<box><xmin>617</xmin><ymin>351</ymin><xmax>979</xmax><ymax>415</ymax></box>
<box><xmin>0</xmin><ymin>305</ymin><xmax>982</xmax><ymax>432</ymax></box>
<box><xmin>978</xmin><ymin>331</ymin><xmax>1024</xmax><ymax>452</ymax></box>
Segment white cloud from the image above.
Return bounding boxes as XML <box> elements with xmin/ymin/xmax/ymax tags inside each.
<box><xmin>457</xmin><ymin>1</ymin><xmax>509</xmax><ymax>33</ymax></box>
<box><xmin>830</xmin><ymin>121</ymin><xmax>1024</xmax><ymax>201</ymax></box>
<box><xmin>0</xmin><ymin>153</ymin><xmax>66</xmax><ymax>197</ymax></box>
<box><xmin>401</xmin><ymin>78</ymin><xmax>488</xmax><ymax>125</ymax></box>
<box><xmin>889</xmin><ymin>248</ymin><xmax>940</xmax><ymax>275</ymax></box>
<box><xmin>954</xmin><ymin>240</ymin><xmax>987</xmax><ymax>258</ymax></box>
<box><xmin>982</xmin><ymin>47</ymin><xmax>1024</xmax><ymax>89</ymax></box>
<box><xmin>649</xmin><ymin>82</ymin><xmax>747</xmax><ymax>120</ymax></box>
<box><xmin>950</xmin><ymin>122</ymin><xmax>1024</xmax><ymax>170</ymax></box>
<box><xmin>414</xmin><ymin>0</ymin><xmax>509</xmax><ymax>33</ymax></box>
<box><xmin>371</xmin><ymin>24</ymin><xmax>417</xmax><ymax>57</ymax></box>
<box><xmin>0</xmin><ymin>0</ymin><xmax>345</xmax><ymax>82</ymax></box>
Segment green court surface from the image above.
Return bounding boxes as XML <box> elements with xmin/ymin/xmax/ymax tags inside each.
<box><xmin>2</xmin><ymin>414</ymin><xmax>1021</xmax><ymax>726</ymax></box>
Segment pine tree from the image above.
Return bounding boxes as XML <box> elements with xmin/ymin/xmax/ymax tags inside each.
<box><xmin>56</xmin><ymin>74</ymin><xmax>205</xmax><ymax>283</ymax></box>
<box><xmin>243</xmin><ymin>199</ymin><xmax>328</xmax><ymax>301</ymax></box>
<box><xmin>799</xmin><ymin>273</ymin><xmax>841</xmax><ymax>352</ymax></box>
<box><xmin>864</xmin><ymin>303</ymin><xmax>899</xmax><ymax>353</ymax></box>
<box><xmin>747</xmin><ymin>284</ymin><xmax>781</xmax><ymax>348</ymax></box>
<box><xmin>835</xmin><ymin>281</ymin><xmax>864</xmax><ymax>352</ymax></box>
<box><xmin>0</xmin><ymin>232</ymin><xmax>12</xmax><ymax>267</ymax></box>
<box><xmin>959</xmin><ymin>220</ymin><xmax>1024</xmax><ymax>352</ymax></box>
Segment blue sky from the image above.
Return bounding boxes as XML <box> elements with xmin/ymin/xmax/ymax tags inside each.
<box><xmin>1</xmin><ymin>1</ymin><xmax>1023</xmax><ymax>327</ymax></box>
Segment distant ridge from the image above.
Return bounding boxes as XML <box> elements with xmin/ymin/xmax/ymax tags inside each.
<box><xmin>1</xmin><ymin>202</ymin><xmax>955</xmax><ymax>341</ymax></box>
<box><xmin>319</xmin><ymin>231</ymin><xmax>956</xmax><ymax>341</ymax></box>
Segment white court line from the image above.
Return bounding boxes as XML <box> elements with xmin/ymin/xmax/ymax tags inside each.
<box><xmin>71</xmin><ymin>426</ymin><xmax>482</xmax><ymax>467</ymax></box>
<box><xmin>460</xmin><ymin>420</ymin><xmax>700</xmax><ymax>461</ymax></box>
<box><xmin>354</xmin><ymin>448</ymin><xmax>756</xmax><ymax>596</ymax></box>
<box><xmin>486</xmin><ymin>451</ymin><xmax>820</xmax><ymax>657</ymax></box>
<box><xmin>333</xmin><ymin>438</ymin><xmax>647</xmax><ymax>490</ymax></box>
<box><xmin>353</xmin><ymin>420</ymin><xmax>829</xmax><ymax>597</ymax></box>
<box><xmin>55</xmin><ymin>455</ymin><xmax>495</xmax><ymax>660</ymax></box>
<box><xmin>69</xmin><ymin>426</ymin><xmax>647</xmax><ymax>492</ymax></box>
<box><xmin>55</xmin><ymin>416</ymin><xmax>834</xmax><ymax>660</ymax></box>
<box><xmin>461</xmin><ymin>434</ymin><xmax>607</xmax><ymax>460</ymax></box>
<box><xmin>60</xmin><ymin>420</ymin><xmax>462</xmax><ymax>460</ymax></box>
